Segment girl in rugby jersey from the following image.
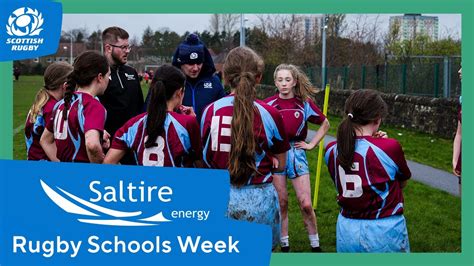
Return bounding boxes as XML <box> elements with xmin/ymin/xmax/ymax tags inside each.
<box><xmin>25</xmin><ymin>62</ymin><xmax>73</xmax><ymax>160</ymax></box>
<box><xmin>201</xmin><ymin>47</ymin><xmax>290</xmax><ymax>249</ymax></box>
<box><xmin>264</xmin><ymin>64</ymin><xmax>329</xmax><ymax>252</ymax></box>
<box><xmin>40</xmin><ymin>51</ymin><xmax>111</xmax><ymax>163</ymax></box>
<box><xmin>325</xmin><ymin>89</ymin><xmax>411</xmax><ymax>253</ymax></box>
<box><xmin>104</xmin><ymin>64</ymin><xmax>202</xmax><ymax>167</ymax></box>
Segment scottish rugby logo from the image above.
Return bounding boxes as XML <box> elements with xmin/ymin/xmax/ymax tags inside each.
<box><xmin>0</xmin><ymin>1</ymin><xmax>61</xmax><ymax>61</ymax></box>
<box><xmin>40</xmin><ymin>179</ymin><xmax>172</xmax><ymax>227</ymax></box>
<box><xmin>6</xmin><ymin>7</ymin><xmax>44</xmax><ymax>37</ymax></box>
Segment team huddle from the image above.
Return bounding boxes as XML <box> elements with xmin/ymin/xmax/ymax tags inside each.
<box><xmin>25</xmin><ymin>27</ymin><xmax>412</xmax><ymax>253</ymax></box>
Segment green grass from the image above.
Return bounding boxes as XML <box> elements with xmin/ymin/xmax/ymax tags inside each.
<box><xmin>13</xmin><ymin>76</ymin><xmax>461</xmax><ymax>252</ymax></box>
<box><xmin>310</xmin><ymin>114</ymin><xmax>454</xmax><ymax>173</ymax></box>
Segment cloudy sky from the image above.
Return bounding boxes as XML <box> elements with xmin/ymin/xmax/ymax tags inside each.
<box><xmin>62</xmin><ymin>14</ymin><xmax>462</xmax><ymax>41</ymax></box>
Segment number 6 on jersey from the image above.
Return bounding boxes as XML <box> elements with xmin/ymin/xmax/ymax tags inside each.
<box><xmin>338</xmin><ymin>163</ymin><xmax>363</xmax><ymax>198</ymax></box>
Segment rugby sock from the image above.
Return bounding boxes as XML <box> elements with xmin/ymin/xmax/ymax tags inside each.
<box><xmin>309</xmin><ymin>234</ymin><xmax>320</xmax><ymax>248</ymax></box>
<box><xmin>280</xmin><ymin>236</ymin><xmax>289</xmax><ymax>247</ymax></box>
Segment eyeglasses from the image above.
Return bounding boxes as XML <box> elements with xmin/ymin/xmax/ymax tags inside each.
<box><xmin>107</xmin><ymin>43</ymin><xmax>132</xmax><ymax>52</ymax></box>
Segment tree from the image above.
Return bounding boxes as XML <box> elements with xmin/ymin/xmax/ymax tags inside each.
<box><xmin>327</xmin><ymin>14</ymin><xmax>347</xmax><ymax>38</ymax></box>
<box><xmin>141</xmin><ymin>26</ymin><xmax>154</xmax><ymax>47</ymax></box>
<box><xmin>209</xmin><ymin>14</ymin><xmax>221</xmax><ymax>34</ymax></box>
<box><xmin>86</xmin><ymin>29</ymin><xmax>102</xmax><ymax>50</ymax></box>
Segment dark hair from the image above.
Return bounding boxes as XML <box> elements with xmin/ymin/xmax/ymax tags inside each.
<box><xmin>337</xmin><ymin>89</ymin><xmax>388</xmax><ymax>170</ymax></box>
<box><xmin>63</xmin><ymin>51</ymin><xmax>109</xmax><ymax>120</ymax></box>
<box><xmin>102</xmin><ymin>26</ymin><xmax>129</xmax><ymax>44</ymax></box>
<box><xmin>145</xmin><ymin>64</ymin><xmax>186</xmax><ymax>148</ymax></box>
<box><xmin>223</xmin><ymin>47</ymin><xmax>264</xmax><ymax>187</ymax></box>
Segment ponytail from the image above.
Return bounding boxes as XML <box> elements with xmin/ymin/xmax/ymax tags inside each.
<box><xmin>229</xmin><ymin>72</ymin><xmax>258</xmax><ymax>187</ymax></box>
<box><xmin>145</xmin><ymin>64</ymin><xmax>186</xmax><ymax>148</ymax></box>
<box><xmin>145</xmin><ymin>80</ymin><xmax>167</xmax><ymax>148</ymax></box>
<box><xmin>62</xmin><ymin>73</ymin><xmax>77</xmax><ymax>121</ymax></box>
<box><xmin>336</xmin><ymin>89</ymin><xmax>388</xmax><ymax>170</ymax></box>
<box><xmin>336</xmin><ymin>116</ymin><xmax>356</xmax><ymax>170</ymax></box>
<box><xmin>224</xmin><ymin>47</ymin><xmax>263</xmax><ymax>187</ymax></box>
<box><xmin>28</xmin><ymin>88</ymin><xmax>50</xmax><ymax>123</ymax></box>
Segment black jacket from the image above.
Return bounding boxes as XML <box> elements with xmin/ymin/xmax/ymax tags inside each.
<box><xmin>99</xmin><ymin>64</ymin><xmax>144</xmax><ymax>136</ymax></box>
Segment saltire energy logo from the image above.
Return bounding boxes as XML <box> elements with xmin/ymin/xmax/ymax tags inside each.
<box><xmin>40</xmin><ymin>179</ymin><xmax>172</xmax><ymax>226</ymax></box>
<box><xmin>0</xmin><ymin>0</ymin><xmax>62</xmax><ymax>61</ymax></box>
<box><xmin>0</xmin><ymin>161</ymin><xmax>272</xmax><ymax>265</ymax></box>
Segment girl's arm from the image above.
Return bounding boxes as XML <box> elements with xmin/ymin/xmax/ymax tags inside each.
<box><xmin>272</xmin><ymin>152</ymin><xmax>287</xmax><ymax>174</ymax></box>
<box><xmin>452</xmin><ymin>120</ymin><xmax>462</xmax><ymax>176</ymax></box>
<box><xmin>295</xmin><ymin>118</ymin><xmax>330</xmax><ymax>150</ymax></box>
<box><xmin>40</xmin><ymin>128</ymin><xmax>59</xmax><ymax>162</ymax></box>
<box><xmin>85</xmin><ymin>129</ymin><xmax>106</xmax><ymax>164</ymax></box>
<box><xmin>103</xmin><ymin>148</ymin><xmax>126</xmax><ymax>164</ymax></box>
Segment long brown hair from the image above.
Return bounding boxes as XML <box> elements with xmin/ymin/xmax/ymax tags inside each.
<box><xmin>273</xmin><ymin>64</ymin><xmax>317</xmax><ymax>100</ymax></box>
<box><xmin>145</xmin><ymin>64</ymin><xmax>186</xmax><ymax>148</ymax></box>
<box><xmin>337</xmin><ymin>89</ymin><xmax>388</xmax><ymax>170</ymax></box>
<box><xmin>62</xmin><ymin>51</ymin><xmax>109</xmax><ymax>121</ymax></box>
<box><xmin>223</xmin><ymin>47</ymin><xmax>264</xmax><ymax>187</ymax></box>
<box><xmin>28</xmin><ymin>62</ymin><xmax>73</xmax><ymax>123</ymax></box>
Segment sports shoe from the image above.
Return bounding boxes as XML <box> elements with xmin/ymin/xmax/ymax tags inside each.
<box><xmin>311</xmin><ymin>246</ymin><xmax>322</xmax><ymax>252</ymax></box>
<box><xmin>281</xmin><ymin>246</ymin><xmax>290</xmax><ymax>253</ymax></box>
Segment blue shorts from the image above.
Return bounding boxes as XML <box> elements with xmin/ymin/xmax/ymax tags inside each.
<box><xmin>336</xmin><ymin>213</ymin><xmax>410</xmax><ymax>253</ymax></box>
<box><xmin>227</xmin><ymin>183</ymin><xmax>280</xmax><ymax>249</ymax></box>
<box><xmin>279</xmin><ymin>142</ymin><xmax>309</xmax><ymax>179</ymax></box>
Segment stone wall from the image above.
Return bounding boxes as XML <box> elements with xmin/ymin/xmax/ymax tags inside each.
<box><xmin>256</xmin><ymin>85</ymin><xmax>459</xmax><ymax>138</ymax></box>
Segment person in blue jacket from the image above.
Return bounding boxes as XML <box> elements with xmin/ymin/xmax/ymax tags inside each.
<box><xmin>145</xmin><ymin>33</ymin><xmax>226</xmax><ymax>123</ymax></box>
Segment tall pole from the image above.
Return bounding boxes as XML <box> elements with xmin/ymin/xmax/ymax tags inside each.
<box><xmin>321</xmin><ymin>14</ymin><xmax>327</xmax><ymax>89</ymax></box>
<box><xmin>240</xmin><ymin>14</ymin><xmax>245</xmax><ymax>47</ymax></box>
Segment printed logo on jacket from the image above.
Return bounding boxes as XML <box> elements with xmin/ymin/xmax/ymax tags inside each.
<box><xmin>0</xmin><ymin>0</ymin><xmax>61</xmax><ymax>61</ymax></box>
<box><xmin>0</xmin><ymin>160</ymin><xmax>272</xmax><ymax>266</ymax></box>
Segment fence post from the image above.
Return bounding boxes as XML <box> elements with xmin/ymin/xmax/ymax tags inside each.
<box><xmin>434</xmin><ymin>63</ymin><xmax>440</xmax><ymax>97</ymax></box>
<box><xmin>401</xmin><ymin>64</ymin><xmax>407</xmax><ymax>94</ymax></box>
<box><xmin>443</xmin><ymin>56</ymin><xmax>449</xmax><ymax>98</ymax></box>
<box><xmin>361</xmin><ymin>65</ymin><xmax>366</xmax><ymax>89</ymax></box>
<box><xmin>384</xmin><ymin>63</ymin><xmax>388</xmax><ymax>92</ymax></box>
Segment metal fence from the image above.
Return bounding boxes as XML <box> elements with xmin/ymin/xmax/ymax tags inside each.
<box><xmin>263</xmin><ymin>56</ymin><xmax>461</xmax><ymax>98</ymax></box>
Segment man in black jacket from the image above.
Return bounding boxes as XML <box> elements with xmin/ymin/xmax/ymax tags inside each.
<box><xmin>99</xmin><ymin>26</ymin><xmax>144</xmax><ymax>165</ymax></box>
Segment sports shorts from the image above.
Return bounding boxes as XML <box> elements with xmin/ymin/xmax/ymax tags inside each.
<box><xmin>227</xmin><ymin>183</ymin><xmax>281</xmax><ymax>249</ymax></box>
<box><xmin>336</xmin><ymin>213</ymin><xmax>410</xmax><ymax>253</ymax></box>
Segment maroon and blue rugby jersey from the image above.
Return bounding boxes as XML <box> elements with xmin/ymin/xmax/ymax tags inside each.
<box><xmin>46</xmin><ymin>92</ymin><xmax>106</xmax><ymax>162</ymax></box>
<box><xmin>201</xmin><ymin>95</ymin><xmax>290</xmax><ymax>185</ymax></box>
<box><xmin>110</xmin><ymin>112</ymin><xmax>202</xmax><ymax>167</ymax></box>
<box><xmin>325</xmin><ymin>136</ymin><xmax>411</xmax><ymax>219</ymax></box>
<box><xmin>25</xmin><ymin>97</ymin><xmax>58</xmax><ymax>160</ymax></box>
<box><xmin>264</xmin><ymin>95</ymin><xmax>326</xmax><ymax>141</ymax></box>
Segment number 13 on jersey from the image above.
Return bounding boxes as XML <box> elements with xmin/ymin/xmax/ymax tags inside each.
<box><xmin>210</xmin><ymin>116</ymin><xmax>232</xmax><ymax>152</ymax></box>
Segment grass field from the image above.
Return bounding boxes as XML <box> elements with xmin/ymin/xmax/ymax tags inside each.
<box><xmin>13</xmin><ymin>75</ymin><xmax>461</xmax><ymax>252</ymax></box>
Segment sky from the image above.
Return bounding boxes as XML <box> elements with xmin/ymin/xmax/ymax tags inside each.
<box><xmin>62</xmin><ymin>14</ymin><xmax>462</xmax><ymax>41</ymax></box>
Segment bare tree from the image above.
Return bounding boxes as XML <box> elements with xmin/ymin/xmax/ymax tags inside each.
<box><xmin>327</xmin><ymin>14</ymin><xmax>347</xmax><ymax>38</ymax></box>
<box><xmin>209</xmin><ymin>14</ymin><xmax>221</xmax><ymax>34</ymax></box>
<box><xmin>347</xmin><ymin>14</ymin><xmax>381</xmax><ymax>43</ymax></box>
<box><xmin>221</xmin><ymin>14</ymin><xmax>239</xmax><ymax>35</ymax></box>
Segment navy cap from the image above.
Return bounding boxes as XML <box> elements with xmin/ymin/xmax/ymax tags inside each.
<box><xmin>176</xmin><ymin>33</ymin><xmax>205</xmax><ymax>65</ymax></box>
